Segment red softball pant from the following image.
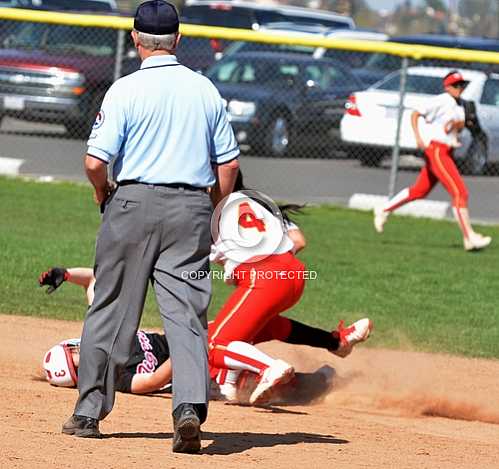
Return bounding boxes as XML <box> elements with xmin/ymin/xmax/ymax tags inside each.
<box><xmin>388</xmin><ymin>141</ymin><xmax>468</xmax><ymax>210</ymax></box>
<box><xmin>208</xmin><ymin>252</ymin><xmax>305</xmax><ymax>373</ymax></box>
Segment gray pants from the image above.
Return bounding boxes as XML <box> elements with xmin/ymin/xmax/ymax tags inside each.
<box><xmin>75</xmin><ymin>184</ymin><xmax>213</xmax><ymax>421</ymax></box>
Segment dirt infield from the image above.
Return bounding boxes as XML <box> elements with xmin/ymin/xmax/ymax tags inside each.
<box><xmin>2</xmin><ymin>314</ymin><xmax>499</xmax><ymax>469</ymax></box>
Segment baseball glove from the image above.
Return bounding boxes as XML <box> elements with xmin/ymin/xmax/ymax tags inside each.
<box><xmin>39</xmin><ymin>267</ymin><xmax>68</xmax><ymax>294</ymax></box>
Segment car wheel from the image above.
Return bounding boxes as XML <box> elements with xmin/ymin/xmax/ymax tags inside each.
<box><xmin>358</xmin><ymin>148</ymin><xmax>385</xmax><ymax>167</ymax></box>
<box><xmin>461</xmin><ymin>139</ymin><xmax>487</xmax><ymax>176</ymax></box>
<box><xmin>265</xmin><ymin>115</ymin><xmax>291</xmax><ymax>157</ymax></box>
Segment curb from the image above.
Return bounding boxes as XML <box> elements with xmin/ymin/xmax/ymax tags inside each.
<box><xmin>349</xmin><ymin>193</ymin><xmax>450</xmax><ymax>220</ymax></box>
<box><xmin>0</xmin><ymin>156</ymin><xmax>24</xmax><ymax>176</ymax></box>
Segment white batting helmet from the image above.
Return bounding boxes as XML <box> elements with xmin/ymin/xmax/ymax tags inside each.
<box><xmin>43</xmin><ymin>343</ymin><xmax>78</xmax><ymax>387</ymax></box>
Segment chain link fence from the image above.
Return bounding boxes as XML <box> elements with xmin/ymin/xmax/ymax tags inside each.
<box><xmin>0</xmin><ymin>7</ymin><xmax>498</xmax><ymax>186</ymax></box>
<box><xmin>0</xmin><ymin>20</ymin><xmax>125</xmax><ymax>137</ymax></box>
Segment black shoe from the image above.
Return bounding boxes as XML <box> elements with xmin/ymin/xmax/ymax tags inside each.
<box><xmin>172</xmin><ymin>404</ymin><xmax>201</xmax><ymax>453</ymax></box>
<box><xmin>62</xmin><ymin>415</ymin><xmax>101</xmax><ymax>438</ymax></box>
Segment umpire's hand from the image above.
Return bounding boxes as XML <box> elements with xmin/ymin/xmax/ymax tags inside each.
<box><xmin>39</xmin><ymin>267</ymin><xmax>68</xmax><ymax>294</ymax></box>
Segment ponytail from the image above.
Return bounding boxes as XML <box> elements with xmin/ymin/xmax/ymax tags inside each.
<box><xmin>234</xmin><ymin>170</ymin><xmax>305</xmax><ymax>224</ymax></box>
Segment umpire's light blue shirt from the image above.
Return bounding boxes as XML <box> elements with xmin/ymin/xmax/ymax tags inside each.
<box><xmin>87</xmin><ymin>54</ymin><xmax>239</xmax><ymax>187</ymax></box>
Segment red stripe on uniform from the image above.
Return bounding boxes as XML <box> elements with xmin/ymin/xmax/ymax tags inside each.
<box><xmin>222</xmin><ymin>349</ymin><xmax>269</xmax><ymax>375</ymax></box>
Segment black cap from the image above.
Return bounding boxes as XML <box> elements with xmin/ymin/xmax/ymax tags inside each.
<box><xmin>134</xmin><ymin>0</ymin><xmax>179</xmax><ymax>35</ymax></box>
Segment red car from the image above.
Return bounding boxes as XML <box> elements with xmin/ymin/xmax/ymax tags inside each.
<box><xmin>0</xmin><ymin>19</ymin><xmax>216</xmax><ymax>138</ymax></box>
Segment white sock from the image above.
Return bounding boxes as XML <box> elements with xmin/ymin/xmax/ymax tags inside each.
<box><xmin>384</xmin><ymin>187</ymin><xmax>410</xmax><ymax>212</ymax></box>
<box><xmin>224</xmin><ymin>369</ymin><xmax>241</xmax><ymax>385</ymax></box>
<box><xmin>223</xmin><ymin>341</ymin><xmax>276</xmax><ymax>374</ymax></box>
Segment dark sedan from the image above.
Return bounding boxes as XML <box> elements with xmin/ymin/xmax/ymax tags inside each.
<box><xmin>205</xmin><ymin>52</ymin><xmax>365</xmax><ymax>157</ymax></box>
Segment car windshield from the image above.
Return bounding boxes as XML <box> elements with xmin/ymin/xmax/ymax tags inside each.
<box><xmin>303</xmin><ymin>63</ymin><xmax>351</xmax><ymax>89</ymax></box>
<box><xmin>0</xmin><ymin>0</ymin><xmax>32</xmax><ymax>5</ymax></box>
<box><xmin>207</xmin><ymin>58</ymin><xmax>301</xmax><ymax>86</ymax></box>
<box><xmin>374</xmin><ymin>72</ymin><xmax>443</xmax><ymax>94</ymax></box>
<box><xmin>364</xmin><ymin>52</ymin><xmax>402</xmax><ymax>71</ymax></box>
<box><xmin>481</xmin><ymin>78</ymin><xmax>499</xmax><ymax>106</ymax></box>
<box><xmin>208</xmin><ymin>57</ymin><xmax>349</xmax><ymax>90</ymax></box>
<box><xmin>0</xmin><ymin>0</ymin><xmax>114</xmax><ymax>9</ymax></box>
<box><xmin>323</xmin><ymin>49</ymin><xmax>377</xmax><ymax>68</ymax></box>
<box><xmin>33</xmin><ymin>0</ymin><xmax>114</xmax><ymax>11</ymax></box>
<box><xmin>3</xmin><ymin>22</ymin><xmax>116</xmax><ymax>57</ymax></box>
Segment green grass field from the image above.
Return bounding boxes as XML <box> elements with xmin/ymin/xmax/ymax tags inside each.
<box><xmin>1</xmin><ymin>176</ymin><xmax>498</xmax><ymax>358</ymax></box>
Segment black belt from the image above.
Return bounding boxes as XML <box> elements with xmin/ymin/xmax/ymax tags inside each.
<box><xmin>118</xmin><ymin>180</ymin><xmax>207</xmax><ymax>192</ymax></box>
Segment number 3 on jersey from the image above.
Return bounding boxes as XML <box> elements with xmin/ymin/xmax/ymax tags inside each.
<box><xmin>238</xmin><ymin>202</ymin><xmax>266</xmax><ymax>232</ymax></box>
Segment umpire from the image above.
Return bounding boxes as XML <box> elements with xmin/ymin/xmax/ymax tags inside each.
<box><xmin>62</xmin><ymin>0</ymin><xmax>240</xmax><ymax>454</ymax></box>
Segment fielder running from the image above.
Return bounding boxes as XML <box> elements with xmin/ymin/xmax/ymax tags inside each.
<box><xmin>374</xmin><ymin>70</ymin><xmax>491</xmax><ymax>252</ymax></box>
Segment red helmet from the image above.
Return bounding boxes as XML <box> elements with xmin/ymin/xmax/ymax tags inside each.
<box><xmin>443</xmin><ymin>71</ymin><xmax>468</xmax><ymax>88</ymax></box>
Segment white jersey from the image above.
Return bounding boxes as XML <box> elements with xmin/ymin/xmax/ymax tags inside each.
<box><xmin>210</xmin><ymin>192</ymin><xmax>295</xmax><ymax>280</ymax></box>
<box><xmin>415</xmin><ymin>93</ymin><xmax>465</xmax><ymax>148</ymax></box>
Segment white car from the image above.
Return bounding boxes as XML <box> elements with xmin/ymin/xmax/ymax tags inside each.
<box><xmin>340</xmin><ymin>66</ymin><xmax>499</xmax><ymax>174</ymax></box>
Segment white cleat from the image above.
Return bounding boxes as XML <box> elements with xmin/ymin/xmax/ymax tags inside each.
<box><xmin>373</xmin><ymin>207</ymin><xmax>388</xmax><ymax>233</ymax></box>
<box><xmin>249</xmin><ymin>360</ymin><xmax>295</xmax><ymax>405</ymax></box>
<box><xmin>332</xmin><ymin>318</ymin><xmax>373</xmax><ymax>358</ymax></box>
<box><xmin>464</xmin><ymin>233</ymin><xmax>492</xmax><ymax>252</ymax></box>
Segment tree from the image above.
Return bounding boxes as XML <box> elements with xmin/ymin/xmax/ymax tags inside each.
<box><xmin>425</xmin><ymin>0</ymin><xmax>447</xmax><ymax>12</ymax></box>
<box><xmin>458</xmin><ymin>0</ymin><xmax>499</xmax><ymax>37</ymax></box>
<box><xmin>458</xmin><ymin>0</ymin><xmax>498</xmax><ymax>17</ymax></box>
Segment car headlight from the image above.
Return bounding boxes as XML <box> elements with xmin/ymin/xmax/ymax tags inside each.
<box><xmin>228</xmin><ymin>100</ymin><xmax>256</xmax><ymax>117</ymax></box>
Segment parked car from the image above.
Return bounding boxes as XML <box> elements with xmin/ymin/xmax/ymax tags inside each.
<box><xmin>0</xmin><ymin>20</ymin><xmax>140</xmax><ymax>137</ymax></box>
<box><xmin>354</xmin><ymin>34</ymin><xmax>499</xmax><ymax>88</ymax></box>
<box><xmin>0</xmin><ymin>0</ymin><xmax>32</xmax><ymax>6</ymax></box>
<box><xmin>220</xmin><ymin>28</ymin><xmax>387</xmax><ymax>74</ymax></box>
<box><xmin>0</xmin><ymin>0</ymin><xmax>117</xmax><ymax>11</ymax></box>
<box><xmin>0</xmin><ymin>15</ymin><xmax>221</xmax><ymax>136</ymax></box>
<box><xmin>181</xmin><ymin>0</ymin><xmax>355</xmax><ymax>31</ymax></box>
<box><xmin>205</xmin><ymin>51</ymin><xmax>364</xmax><ymax>157</ymax></box>
<box><xmin>0</xmin><ymin>0</ymin><xmax>119</xmax><ymax>51</ymax></box>
<box><xmin>181</xmin><ymin>0</ymin><xmax>354</xmax><ymax>55</ymax></box>
<box><xmin>340</xmin><ymin>66</ymin><xmax>499</xmax><ymax>174</ymax></box>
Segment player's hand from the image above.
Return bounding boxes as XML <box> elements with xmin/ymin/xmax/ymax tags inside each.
<box><xmin>416</xmin><ymin>137</ymin><xmax>426</xmax><ymax>150</ymax></box>
<box><xmin>38</xmin><ymin>267</ymin><xmax>68</xmax><ymax>294</ymax></box>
